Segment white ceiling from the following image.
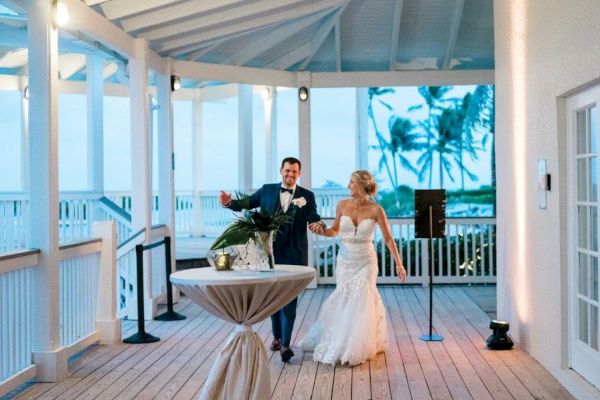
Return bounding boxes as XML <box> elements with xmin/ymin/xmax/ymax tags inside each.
<box><xmin>0</xmin><ymin>0</ymin><xmax>493</xmax><ymax>84</ymax></box>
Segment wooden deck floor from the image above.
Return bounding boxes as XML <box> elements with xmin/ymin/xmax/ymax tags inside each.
<box><xmin>7</xmin><ymin>286</ymin><xmax>574</xmax><ymax>400</ymax></box>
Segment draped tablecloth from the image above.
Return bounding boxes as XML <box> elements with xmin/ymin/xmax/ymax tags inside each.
<box><xmin>170</xmin><ymin>265</ymin><xmax>314</xmax><ymax>400</ymax></box>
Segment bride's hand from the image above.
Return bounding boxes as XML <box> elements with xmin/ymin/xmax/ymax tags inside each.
<box><xmin>397</xmin><ymin>265</ymin><xmax>407</xmax><ymax>283</ymax></box>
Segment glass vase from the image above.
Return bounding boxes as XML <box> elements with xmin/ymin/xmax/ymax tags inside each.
<box><xmin>255</xmin><ymin>230</ymin><xmax>275</xmax><ymax>270</ymax></box>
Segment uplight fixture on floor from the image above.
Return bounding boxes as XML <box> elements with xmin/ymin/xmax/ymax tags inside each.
<box><xmin>170</xmin><ymin>75</ymin><xmax>181</xmax><ymax>91</ymax></box>
<box><xmin>486</xmin><ymin>320</ymin><xmax>514</xmax><ymax>350</ymax></box>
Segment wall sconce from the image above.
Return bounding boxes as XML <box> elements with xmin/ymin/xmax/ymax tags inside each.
<box><xmin>261</xmin><ymin>87</ymin><xmax>271</xmax><ymax>101</ymax></box>
<box><xmin>23</xmin><ymin>86</ymin><xmax>29</xmax><ymax>100</ymax></box>
<box><xmin>52</xmin><ymin>0</ymin><xmax>69</xmax><ymax>27</ymax></box>
<box><xmin>170</xmin><ymin>75</ymin><xmax>181</xmax><ymax>91</ymax></box>
<box><xmin>298</xmin><ymin>86</ymin><xmax>309</xmax><ymax>102</ymax></box>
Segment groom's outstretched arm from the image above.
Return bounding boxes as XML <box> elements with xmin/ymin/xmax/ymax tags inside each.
<box><xmin>224</xmin><ymin>186</ymin><xmax>264</xmax><ymax>212</ymax></box>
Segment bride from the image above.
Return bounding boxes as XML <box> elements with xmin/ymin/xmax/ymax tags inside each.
<box><xmin>300</xmin><ymin>170</ymin><xmax>407</xmax><ymax>365</ymax></box>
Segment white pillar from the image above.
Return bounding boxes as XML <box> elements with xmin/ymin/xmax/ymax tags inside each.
<box><xmin>156</xmin><ymin>68</ymin><xmax>178</xmax><ymax>301</ymax></box>
<box><xmin>356</xmin><ymin>88</ymin><xmax>369</xmax><ymax>170</ymax></box>
<box><xmin>129</xmin><ymin>38</ymin><xmax>155</xmax><ymax>318</ymax></box>
<box><xmin>191</xmin><ymin>95</ymin><xmax>203</xmax><ymax>236</ymax></box>
<box><xmin>297</xmin><ymin>72</ymin><xmax>312</xmax><ymax>188</ymax></box>
<box><xmin>20</xmin><ymin>76</ymin><xmax>29</xmax><ymax>191</ymax></box>
<box><xmin>87</xmin><ymin>54</ymin><xmax>104</xmax><ymax>194</ymax></box>
<box><xmin>93</xmin><ymin>221</ymin><xmax>121</xmax><ymax>344</ymax></box>
<box><xmin>238</xmin><ymin>84</ymin><xmax>253</xmax><ymax>191</ymax></box>
<box><xmin>27</xmin><ymin>0</ymin><xmax>64</xmax><ymax>382</ymax></box>
<box><xmin>265</xmin><ymin>86</ymin><xmax>278</xmax><ymax>182</ymax></box>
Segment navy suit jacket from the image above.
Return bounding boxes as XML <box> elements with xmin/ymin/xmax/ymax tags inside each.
<box><xmin>227</xmin><ymin>183</ymin><xmax>321</xmax><ymax>266</ymax></box>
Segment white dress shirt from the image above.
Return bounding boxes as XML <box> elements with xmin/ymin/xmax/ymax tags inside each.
<box><xmin>279</xmin><ymin>185</ymin><xmax>296</xmax><ymax>212</ymax></box>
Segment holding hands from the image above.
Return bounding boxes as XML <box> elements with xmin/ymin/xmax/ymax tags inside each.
<box><xmin>219</xmin><ymin>191</ymin><xmax>232</xmax><ymax>207</ymax></box>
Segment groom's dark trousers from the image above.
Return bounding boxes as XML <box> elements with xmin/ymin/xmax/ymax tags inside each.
<box><xmin>227</xmin><ymin>183</ymin><xmax>321</xmax><ymax>347</ymax></box>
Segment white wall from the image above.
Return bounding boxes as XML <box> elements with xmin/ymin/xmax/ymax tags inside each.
<box><xmin>494</xmin><ymin>0</ymin><xmax>600</xmax><ymax>398</ymax></box>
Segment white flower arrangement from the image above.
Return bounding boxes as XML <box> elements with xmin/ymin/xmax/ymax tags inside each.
<box><xmin>291</xmin><ymin>197</ymin><xmax>307</xmax><ymax>208</ymax></box>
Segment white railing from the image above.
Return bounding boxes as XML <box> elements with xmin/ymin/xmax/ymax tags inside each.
<box><xmin>58</xmin><ymin>192</ymin><xmax>102</xmax><ymax>243</ymax></box>
<box><xmin>0</xmin><ymin>249</ymin><xmax>38</xmax><ymax>392</ymax></box>
<box><xmin>313</xmin><ymin>217</ymin><xmax>496</xmax><ymax>285</ymax></box>
<box><xmin>0</xmin><ymin>193</ymin><xmax>30</xmax><ymax>253</ymax></box>
<box><xmin>58</xmin><ymin>239</ymin><xmax>102</xmax><ymax>348</ymax></box>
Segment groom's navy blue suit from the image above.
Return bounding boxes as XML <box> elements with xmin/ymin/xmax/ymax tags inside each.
<box><xmin>227</xmin><ymin>183</ymin><xmax>321</xmax><ymax>346</ymax></box>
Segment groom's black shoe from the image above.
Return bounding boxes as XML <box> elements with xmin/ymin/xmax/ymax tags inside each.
<box><xmin>270</xmin><ymin>338</ymin><xmax>281</xmax><ymax>351</ymax></box>
<box><xmin>280</xmin><ymin>346</ymin><xmax>294</xmax><ymax>362</ymax></box>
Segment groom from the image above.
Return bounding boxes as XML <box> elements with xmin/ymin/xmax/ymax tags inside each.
<box><xmin>219</xmin><ymin>157</ymin><xmax>324</xmax><ymax>362</ymax></box>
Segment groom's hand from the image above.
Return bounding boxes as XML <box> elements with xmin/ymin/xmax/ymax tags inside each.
<box><xmin>219</xmin><ymin>191</ymin><xmax>232</xmax><ymax>207</ymax></box>
<box><xmin>309</xmin><ymin>222</ymin><xmax>325</xmax><ymax>234</ymax></box>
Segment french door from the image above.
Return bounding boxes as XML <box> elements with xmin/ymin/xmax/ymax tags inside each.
<box><xmin>569</xmin><ymin>84</ymin><xmax>600</xmax><ymax>388</ymax></box>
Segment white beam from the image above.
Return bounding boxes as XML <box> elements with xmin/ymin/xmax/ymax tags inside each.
<box><xmin>84</xmin><ymin>0</ymin><xmax>111</xmax><ymax>5</ymax></box>
<box><xmin>102</xmin><ymin>62</ymin><xmax>118</xmax><ymax>79</ymax></box>
<box><xmin>438</xmin><ymin>0</ymin><xmax>465</xmax><ymax>70</ymax></box>
<box><xmin>227</xmin><ymin>8</ymin><xmax>331</xmax><ymax>66</ymax></box>
<box><xmin>311</xmin><ymin>69</ymin><xmax>495</xmax><ymax>87</ymax></box>
<box><xmin>297</xmin><ymin>72</ymin><xmax>311</xmax><ymax>188</ymax></box>
<box><xmin>264</xmin><ymin>87</ymin><xmax>278</xmax><ymax>183</ymax></box>
<box><xmin>299</xmin><ymin>2</ymin><xmax>348</xmax><ymax>71</ymax></box>
<box><xmin>173</xmin><ymin>60</ymin><xmax>296</xmax><ymax>87</ymax></box>
<box><xmin>264</xmin><ymin>42</ymin><xmax>311</xmax><ymax>70</ymax></box>
<box><xmin>86</xmin><ymin>54</ymin><xmax>104</xmax><ymax>194</ymax></box>
<box><xmin>144</xmin><ymin>0</ymin><xmax>301</xmax><ymax>42</ymax></box>
<box><xmin>26</xmin><ymin>0</ymin><xmax>63</xmax><ymax>382</ymax></box>
<box><xmin>58</xmin><ymin>53</ymin><xmax>87</xmax><ymax>80</ymax></box>
<box><xmin>388</xmin><ymin>0</ymin><xmax>404</xmax><ymax>70</ymax></box>
<box><xmin>334</xmin><ymin>20</ymin><xmax>341</xmax><ymax>71</ymax></box>
<box><xmin>188</xmin><ymin>43</ymin><xmax>219</xmax><ymax>62</ymax></box>
<box><xmin>158</xmin><ymin>0</ymin><xmax>345</xmax><ymax>52</ymax></box>
<box><xmin>100</xmin><ymin>0</ymin><xmax>184</xmax><ymax>20</ymax></box>
<box><xmin>120</xmin><ymin>0</ymin><xmax>243</xmax><ymax>33</ymax></box>
<box><xmin>19</xmin><ymin>75</ymin><xmax>28</xmax><ymax>191</ymax></box>
<box><xmin>355</xmin><ymin>88</ymin><xmax>368</xmax><ymax>169</ymax></box>
<box><xmin>238</xmin><ymin>84</ymin><xmax>253</xmax><ymax>191</ymax></box>
<box><xmin>191</xmin><ymin>97</ymin><xmax>203</xmax><ymax>236</ymax></box>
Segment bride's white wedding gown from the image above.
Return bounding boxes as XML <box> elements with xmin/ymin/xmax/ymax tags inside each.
<box><xmin>300</xmin><ymin>215</ymin><xmax>388</xmax><ymax>365</ymax></box>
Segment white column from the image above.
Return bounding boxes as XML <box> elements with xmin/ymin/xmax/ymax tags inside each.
<box><xmin>297</xmin><ymin>72</ymin><xmax>312</xmax><ymax>188</ymax></box>
<box><xmin>264</xmin><ymin>86</ymin><xmax>278</xmax><ymax>182</ymax></box>
<box><xmin>356</xmin><ymin>88</ymin><xmax>369</xmax><ymax>170</ymax></box>
<box><xmin>191</xmin><ymin>95</ymin><xmax>203</xmax><ymax>236</ymax></box>
<box><xmin>87</xmin><ymin>54</ymin><xmax>104</xmax><ymax>194</ymax></box>
<box><xmin>156</xmin><ymin>68</ymin><xmax>177</xmax><ymax>291</ymax></box>
<box><xmin>20</xmin><ymin>76</ymin><xmax>29</xmax><ymax>191</ymax></box>
<box><xmin>129</xmin><ymin>38</ymin><xmax>155</xmax><ymax>318</ymax></box>
<box><xmin>93</xmin><ymin>221</ymin><xmax>121</xmax><ymax>344</ymax></box>
<box><xmin>238</xmin><ymin>84</ymin><xmax>253</xmax><ymax>191</ymax></box>
<box><xmin>27</xmin><ymin>0</ymin><xmax>64</xmax><ymax>382</ymax></box>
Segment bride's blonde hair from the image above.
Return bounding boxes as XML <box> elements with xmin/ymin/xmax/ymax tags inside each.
<box><xmin>351</xmin><ymin>170</ymin><xmax>377</xmax><ymax>195</ymax></box>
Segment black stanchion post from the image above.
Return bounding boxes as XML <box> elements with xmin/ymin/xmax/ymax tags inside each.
<box><xmin>156</xmin><ymin>236</ymin><xmax>186</xmax><ymax>321</ymax></box>
<box><xmin>123</xmin><ymin>244</ymin><xmax>160</xmax><ymax>344</ymax></box>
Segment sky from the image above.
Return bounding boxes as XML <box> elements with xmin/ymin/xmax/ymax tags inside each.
<box><xmin>0</xmin><ymin>85</ymin><xmax>492</xmax><ymax>193</ymax></box>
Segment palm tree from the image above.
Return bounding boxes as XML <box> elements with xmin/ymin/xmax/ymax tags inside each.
<box><xmin>409</xmin><ymin>86</ymin><xmax>453</xmax><ymax>187</ymax></box>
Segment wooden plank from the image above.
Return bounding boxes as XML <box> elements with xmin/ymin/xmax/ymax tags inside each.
<box><xmin>269</xmin><ymin>289</ymin><xmax>315</xmax><ymax>396</ymax></box>
<box><xmin>351</xmin><ymin>360</ymin><xmax>371</xmax><ymax>399</ymax></box>
<box><xmin>447</xmin><ymin>287</ymin><xmax>574</xmax><ymax>400</ymax></box>
<box><xmin>410</xmin><ymin>287</ymin><xmax>495</xmax><ymax>400</ymax></box>
<box><xmin>437</xmin><ymin>287</ymin><xmax>535</xmax><ymax>400</ymax></box>
<box><xmin>290</xmin><ymin>287</ymin><xmax>328</xmax><ymax>399</ymax></box>
<box><xmin>311</xmin><ymin>362</ymin><xmax>335</xmax><ymax>400</ymax></box>
<box><xmin>383</xmin><ymin>287</ymin><xmax>431</xmax><ymax>400</ymax></box>
<box><xmin>370</xmin><ymin>351</ymin><xmax>392</xmax><ymax>400</ymax></box>
<box><xmin>380</xmin><ymin>287</ymin><xmax>412</xmax><ymax>400</ymax></box>
<box><xmin>13</xmin><ymin>301</ymin><xmax>198</xmax><ymax>400</ymax></box>
<box><xmin>49</xmin><ymin>303</ymin><xmax>206</xmax><ymax>400</ymax></box>
<box><xmin>331</xmin><ymin>365</ymin><xmax>352</xmax><ymax>400</ymax></box>
<box><xmin>403</xmin><ymin>287</ymin><xmax>473</xmax><ymax>400</ymax></box>
<box><xmin>395</xmin><ymin>286</ymin><xmax>454</xmax><ymax>399</ymax></box>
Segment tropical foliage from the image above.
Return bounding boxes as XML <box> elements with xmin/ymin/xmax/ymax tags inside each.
<box><xmin>367</xmin><ymin>85</ymin><xmax>495</xmax><ymax>217</ymax></box>
<box><xmin>210</xmin><ymin>193</ymin><xmax>292</xmax><ymax>250</ymax></box>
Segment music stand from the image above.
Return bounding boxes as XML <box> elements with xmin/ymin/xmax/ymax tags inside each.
<box><xmin>415</xmin><ymin>189</ymin><xmax>446</xmax><ymax>342</ymax></box>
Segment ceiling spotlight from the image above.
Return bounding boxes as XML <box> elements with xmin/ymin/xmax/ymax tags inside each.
<box><xmin>52</xmin><ymin>0</ymin><xmax>69</xmax><ymax>27</ymax></box>
<box><xmin>298</xmin><ymin>86</ymin><xmax>309</xmax><ymax>102</ymax></box>
<box><xmin>170</xmin><ymin>75</ymin><xmax>181</xmax><ymax>91</ymax></box>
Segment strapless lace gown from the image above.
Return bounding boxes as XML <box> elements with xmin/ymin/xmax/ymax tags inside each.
<box><xmin>300</xmin><ymin>215</ymin><xmax>388</xmax><ymax>365</ymax></box>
